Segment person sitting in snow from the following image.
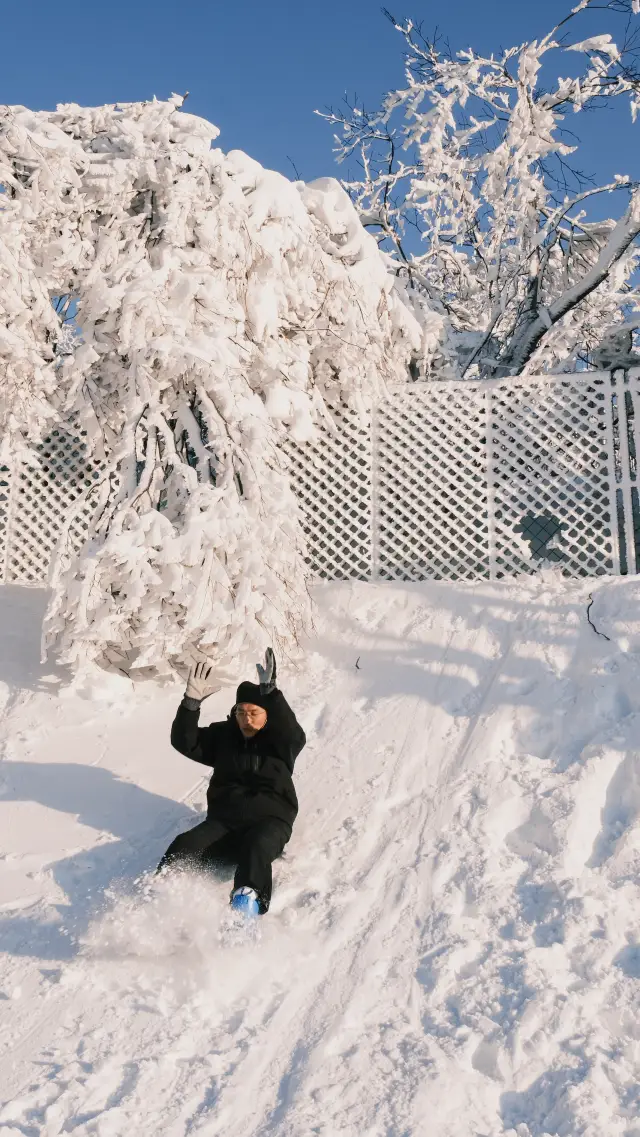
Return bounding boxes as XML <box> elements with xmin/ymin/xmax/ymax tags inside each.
<box><xmin>157</xmin><ymin>649</ymin><xmax>306</xmax><ymax>916</ymax></box>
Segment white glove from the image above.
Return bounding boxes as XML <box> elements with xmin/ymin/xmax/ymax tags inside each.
<box><xmin>185</xmin><ymin>661</ymin><xmax>218</xmax><ymax>703</ymax></box>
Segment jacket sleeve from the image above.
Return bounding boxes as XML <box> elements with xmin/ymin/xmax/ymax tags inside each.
<box><xmin>264</xmin><ymin>689</ymin><xmax>306</xmax><ymax>772</ymax></box>
<box><xmin>170</xmin><ymin>700</ymin><xmax>220</xmax><ymax>768</ymax></box>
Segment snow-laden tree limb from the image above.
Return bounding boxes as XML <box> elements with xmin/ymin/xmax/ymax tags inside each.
<box><xmin>320</xmin><ymin>0</ymin><xmax>640</xmax><ymax>377</ymax></box>
<box><xmin>501</xmin><ymin>188</ymin><xmax>640</xmax><ymax>373</ymax></box>
<box><xmin>0</xmin><ymin>98</ymin><xmax>423</xmax><ymax>680</ymax></box>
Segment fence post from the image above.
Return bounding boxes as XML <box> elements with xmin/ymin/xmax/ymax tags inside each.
<box><xmin>602</xmin><ymin>371</ymin><xmax>622</xmax><ymax>574</ymax></box>
<box><xmin>612</xmin><ymin>368</ymin><xmax>637</xmax><ymax>575</ymax></box>
<box><xmin>625</xmin><ymin>368</ymin><xmax>640</xmax><ymax>575</ymax></box>
<box><xmin>485</xmin><ymin>386</ymin><xmax>497</xmax><ymax>580</ymax></box>
<box><xmin>1</xmin><ymin>457</ymin><xmax>16</xmax><ymax>585</ymax></box>
<box><xmin>371</xmin><ymin>398</ymin><xmax>379</xmax><ymax>582</ymax></box>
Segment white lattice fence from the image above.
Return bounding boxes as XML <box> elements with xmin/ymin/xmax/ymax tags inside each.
<box><xmin>375</xmin><ymin>385</ymin><xmax>490</xmax><ymax>580</ymax></box>
<box><xmin>487</xmin><ymin>374</ymin><xmax>617</xmax><ymax>577</ymax></box>
<box><xmin>284</xmin><ymin>403</ymin><xmax>372</xmax><ymax>579</ymax></box>
<box><xmin>0</xmin><ymin>464</ymin><xmax>11</xmax><ymax>580</ymax></box>
<box><xmin>288</xmin><ymin>373</ymin><xmax>627</xmax><ymax>582</ymax></box>
<box><xmin>0</xmin><ymin>372</ymin><xmax>636</xmax><ymax>586</ymax></box>
<box><xmin>1</xmin><ymin>426</ymin><xmax>106</xmax><ymax>585</ymax></box>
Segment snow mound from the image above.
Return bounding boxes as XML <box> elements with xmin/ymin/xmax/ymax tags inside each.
<box><xmin>1</xmin><ymin>574</ymin><xmax>640</xmax><ymax>1135</ymax></box>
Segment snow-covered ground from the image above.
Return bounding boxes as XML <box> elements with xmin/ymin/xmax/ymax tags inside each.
<box><xmin>1</xmin><ymin>574</ymin><xmax>639</xmax><ymax>1137</ymax></box>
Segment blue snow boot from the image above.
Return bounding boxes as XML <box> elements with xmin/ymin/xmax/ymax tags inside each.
<box><xmin>230</xmin><ymin>887</ymin><xmax>260</xmax><ymax>917</ymax></box>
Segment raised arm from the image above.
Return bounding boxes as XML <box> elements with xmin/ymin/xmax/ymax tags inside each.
<box><xmin>170</xmin><ymin>700</ymin><xmax>219</xmax><ymax>767</ymax></box>
<box><xmin>170</xmin><ymin>661</ymin><xmax>221</xmax><ymax>767</ymax></box>
<box><xmin>255</xmin><ymin>649</ymin><xmax>306</xmax><ymax>770</ymax></box>
<box><xmin>263</xmin><ymin>688</ymin><xmax>306</xmax><ymax>771</ymax></box>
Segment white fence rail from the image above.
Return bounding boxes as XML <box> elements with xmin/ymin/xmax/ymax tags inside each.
<box><xmin>1</xmin><ymin>372</ymin><xmax>638</xmax><ymax>586</ymax></box>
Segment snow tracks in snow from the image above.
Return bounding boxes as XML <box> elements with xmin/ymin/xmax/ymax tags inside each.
<box><xmin>1</xmin><ymin>575</ymin><xmax>640</xmax><ymax>1136</ymax></box>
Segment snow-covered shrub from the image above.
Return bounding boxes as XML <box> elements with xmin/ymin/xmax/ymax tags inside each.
<box><xmin>0</xmin><ymin>97</ymin><xmax>422</xmax><ymax>679</ymax></box>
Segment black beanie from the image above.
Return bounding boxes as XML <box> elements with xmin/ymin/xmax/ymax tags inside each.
<box><xmin>235</xmin><ymin>681</ymin><xmax>271</xmax><ymax>711</ymax></box>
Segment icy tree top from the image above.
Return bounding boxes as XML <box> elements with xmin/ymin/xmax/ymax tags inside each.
<box><xmin>322</xmin><ymin>0</ymin><xmax>640</xmax><ymax>377</ymax></box>
<box><xmin>0</xmin><ymin>95</ymin><xmax>424</xmax><ymax>453</ymax></box>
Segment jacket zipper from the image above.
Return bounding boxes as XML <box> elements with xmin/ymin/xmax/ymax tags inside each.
<box><xmin>240</xmin><ymin>733</ymin><xmax>260</xmax><ymax>776</ymax></box>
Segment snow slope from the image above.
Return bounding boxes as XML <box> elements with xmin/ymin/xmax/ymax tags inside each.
<box><xmin>1</xmin><ymin>574</ymin><xmax>639</xmax><ymax>1137</ymax></box>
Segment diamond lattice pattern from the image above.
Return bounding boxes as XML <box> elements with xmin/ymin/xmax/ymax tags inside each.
<box><xmin>488</xmin><ymin>376</ymin><xmax>616</xmax><ymax>577</ymax></box>
<box><xmin>0</xmin><ymin>377</ymin><xmax>625</xmax><ymax>586</ymax></box>
<box><xmin>376</xmin><ymin>385</ymin><xmax>490</xmax><ymax>580</ymax></box>
<box><xmin>285</xmin><ymin>404</ymin><xmax>372</xmax><ymax>580</ymax></box>
<box><xmin>0</xmin><ymin>465</ymin><xmax>11</xmax><ymax>581</ymax></box>
<box><xmin>5</xmin><ymin>427</ymin><xmax>105</xmax><ymax>584</ymax></box>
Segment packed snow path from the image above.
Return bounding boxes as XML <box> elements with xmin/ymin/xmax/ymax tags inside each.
<box><xmin>1</xmin><ymin>576</ymin><xmax>639</xmax><ymax>1136</ymax></box>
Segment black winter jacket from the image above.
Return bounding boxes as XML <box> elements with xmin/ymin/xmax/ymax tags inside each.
<box><xmin>170</xmin><ymin>688</ymin><xmax>306</xmax><ymax>830</ymax></box>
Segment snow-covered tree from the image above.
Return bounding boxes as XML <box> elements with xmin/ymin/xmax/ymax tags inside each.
<box><xmin>0</xmin><ymin>97</ymin><xmax>422</xmax><ymax>679</ymax></box>
<box><xmin>321</xmin><ymin>0</ymin><xmax>640</xmax><ymax>377</ymax></box>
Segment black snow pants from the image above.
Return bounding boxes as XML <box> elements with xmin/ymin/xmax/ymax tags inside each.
<box><xmin>156</xmin><ymin>816</ymin><xmax>291</xmax><ymax>913</ymax></box>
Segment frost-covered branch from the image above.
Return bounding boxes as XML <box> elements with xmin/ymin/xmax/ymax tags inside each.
<box><xmin>0</xmin><ymin>98</ymin><xmax>423</xmax><ymax>679</ymax></box>
<box><xmin>501</xmin><ymin>188</ymin><xmax>640</xmax><ymax>373</ymax></box>
<box><xmin>320</xmin><ymin>0</ymin><xmax>640</xmax><ymax>377</ymax></box>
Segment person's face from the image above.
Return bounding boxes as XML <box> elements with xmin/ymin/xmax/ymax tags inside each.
<box><xmin>235</xmin><ymin>702</ymin><xmax>267</xmax><ymax>736</ymax></box>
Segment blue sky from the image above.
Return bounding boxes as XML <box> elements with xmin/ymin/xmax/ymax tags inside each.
<box><xmin>4</xmin><ymin>0</ymin><xmax>639</xmax><ymax>193</ymax></box>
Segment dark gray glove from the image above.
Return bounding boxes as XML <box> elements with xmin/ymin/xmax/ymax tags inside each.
<box><xmin>256</xmin><ymin>648</ymin><xmax>276</xmax><ymax>695</ymax></box>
